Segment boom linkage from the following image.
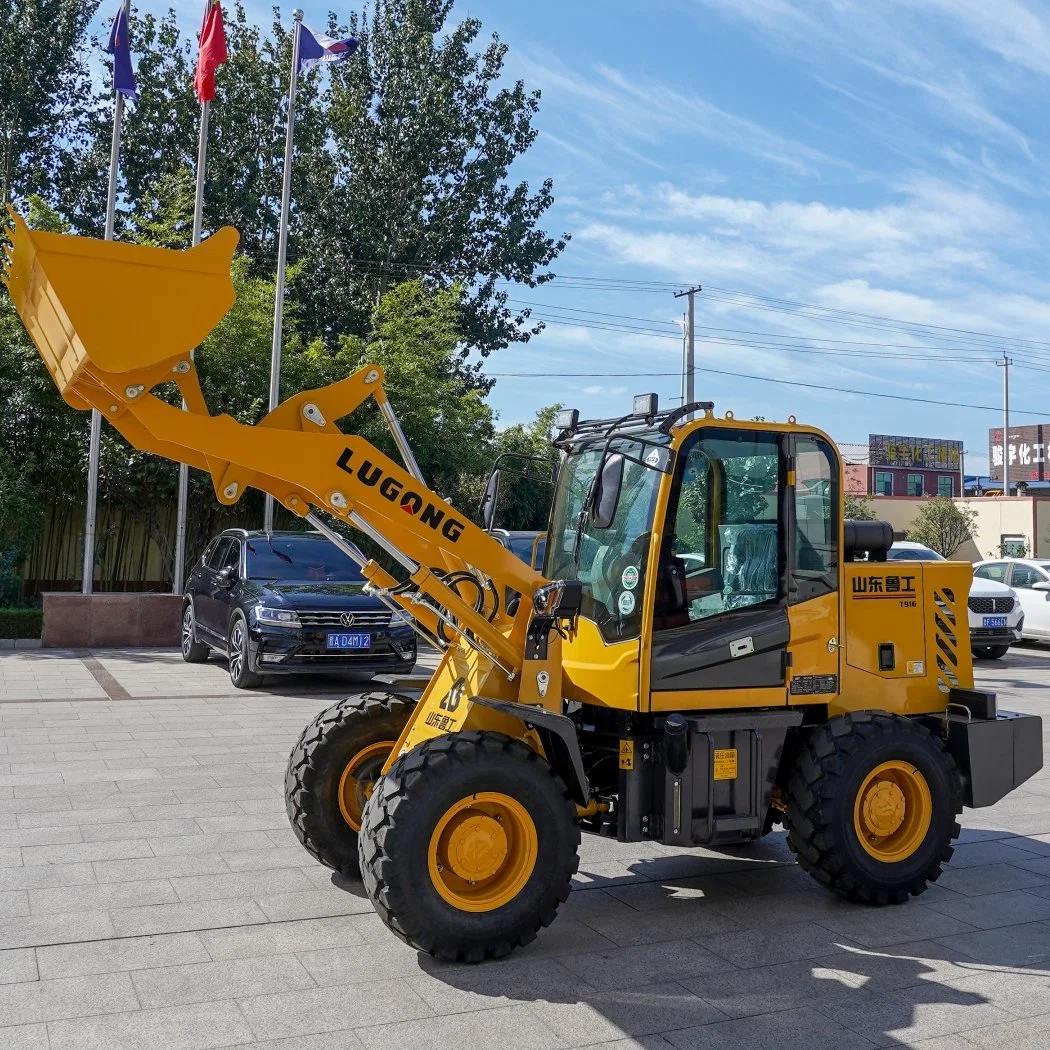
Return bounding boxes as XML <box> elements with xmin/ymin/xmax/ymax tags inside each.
<box><xmin>2</xmin><ymin>212</ymin><xmax>543</xmax><ymax>680</ymax></box>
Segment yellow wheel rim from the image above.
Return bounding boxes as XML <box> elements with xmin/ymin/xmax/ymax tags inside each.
<box><xmin>428</xmin><ymin>792</ymin><xmax>538</xmax><ymax>913</ymax></box>
<box><xmin>853</xmin><ymin>760</ymin><xmax>932</xmax><ymax>863</ymax></box>
<box><xmin>337</xmin><ymin>741</ymin><xmax>395</xmax><ymax>832</ymax></box>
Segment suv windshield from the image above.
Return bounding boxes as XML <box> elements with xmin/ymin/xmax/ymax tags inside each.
<box><xmin>546</xmin><ymin>435</ymin><xmax>668</xmax><ymax>641</ymax></box>
<box><xmin>245</xmin><ymin>536</ymin><xmax>364</xmax><ymax>583</ymax></box>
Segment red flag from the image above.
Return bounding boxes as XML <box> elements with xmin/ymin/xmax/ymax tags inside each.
<box><xmin>194</xmin><ymin>0</ymin><xmax>227</xmax><ymax>103</ymax></box>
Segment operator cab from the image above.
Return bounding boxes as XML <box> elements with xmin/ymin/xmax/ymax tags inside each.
<box><xmin>546</xmin><ymin>395</ymin><xmax>840</xmax><ymax>704</ymax></box>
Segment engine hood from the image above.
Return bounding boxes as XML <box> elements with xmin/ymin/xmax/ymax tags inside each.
<box><xmin>249</xmin><ymin>581</ymin><xmax>379</xmax><ymax>610</ymax></box>
<box><xmin>969</xmin><ymin>575</ymin><xmax>1015</xmax><ymax>598</ymax></box>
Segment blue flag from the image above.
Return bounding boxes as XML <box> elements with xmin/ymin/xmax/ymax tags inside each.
<box><xmin>298</xmin><ymin>25</ymin><xmax>359</xmax><ymax>73</ymax></box>
<box><xmin>105</xmin><ymin>4</ymin><xmax>139</xmax><ymax>101</ymax></box>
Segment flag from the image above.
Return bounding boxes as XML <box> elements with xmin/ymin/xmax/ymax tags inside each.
<box><xmin>105</xmin><ymin>4</ymin><xmax>139</xmax><ymax>101</ymax></box>
<box><xmin>194</xmin><ymin>0</ymin><xmax>227</xmax><ymax>104</ymax></box>
<box><xmin>298</xmin><ymin>25</ymin><xmax>359</xmax><ymax>73</ymax></box>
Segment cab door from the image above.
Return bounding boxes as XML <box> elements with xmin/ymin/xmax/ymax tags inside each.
<box><xmin>647</xmin><ymin>427</ymin><xmax>790</xmax><ymax>708</ymax></box>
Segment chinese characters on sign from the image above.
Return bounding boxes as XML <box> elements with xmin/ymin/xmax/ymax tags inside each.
<box><xmin>988</xmin><ymin>425</ymin><xmax>1049</xmax><ymax>483</ymax></box>
<box><xmin>868</xmin><ymin>434</ymin><xmax>963</xmax><ymax>472</ymax></box>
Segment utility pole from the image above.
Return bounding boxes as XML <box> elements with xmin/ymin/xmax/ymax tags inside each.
<box><xmin>673</xmin><ymin>286</ymin><xmax>701</xmax><ymax>409</ymax></box>
<box><xmin>998</xmin><ymin>355</ymin><xmax>1013</xmax><ymax>496</ymax></box>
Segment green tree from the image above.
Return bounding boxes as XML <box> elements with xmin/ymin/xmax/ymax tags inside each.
<box><xmin>845</xmin><ymin>493</ymin><xmax>876</xmax><ymax>520</ymax></box>
<box><xmin>0</xmin><ymin>0</ymin><xmax>99</xmax><ymax>205</ymax></box>
<box><xmin>308</xmin><ymin>0</ymin><xmax>567</xmax><ymax>361</ymax></box>
<box><xmin>907</xmin><ymin>496</ymin><xmax>977</xmax><ymax>557</ymax></box>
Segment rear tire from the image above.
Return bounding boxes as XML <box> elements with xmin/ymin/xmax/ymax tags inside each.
<box><xmin>973</xmin><ymin>645</ymin><xmax>1009</xmax><ymax>660</ymax></box>
<box><xmin>227</xmin><ymin>613</ymin><xmax>262</xmax><ymax>689</ymax></box>
<box><xmin>285</xmin><ymin>693</ymin><xmax>415</xmax><ymax>877</ymax></box>
<box><xmin>785</xmin><ymin>711</ymin><xmax>962</xmax><ymax>905</ymax></box>
<box><xmin>359</xmin><ymin>732</ymin><xmax>580</xmax><ymax>962</ymax></box>
<box><xmin>180</xmin><ymin>603</ymin><xmax>209</xmax><ymax>663</ymax></box>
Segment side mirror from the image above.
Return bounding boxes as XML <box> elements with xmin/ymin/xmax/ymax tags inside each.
<box><xmin>479</xmin><ymin>470</ymin><xmax>500</xmax><ymax>530</ymax></box>
<box><xmin>1033</xmin><ymin>581</ymin><xmax>1050</xmax><ymax>592</ymax></box>
<box><xmin>590</xmin><ymin>453</ymin><xmax>624</xmax><ymax>530</ymax></box>
<box><xmin>217</xmin><ymin>566</ymin><xmax>237</xmax><ymax>589</ymax></box>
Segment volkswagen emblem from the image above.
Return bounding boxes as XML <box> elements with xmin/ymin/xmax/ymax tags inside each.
<box><xmin>339</xmin><ymin>612</ymin><xmax>355</xmax><ymax>628</ymax></box>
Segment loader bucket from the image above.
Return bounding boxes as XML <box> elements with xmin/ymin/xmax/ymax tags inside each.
<box><xmin>2</xmin><ymin>211</ymin><xmax>238</xmax><ymax>406</ymax></box>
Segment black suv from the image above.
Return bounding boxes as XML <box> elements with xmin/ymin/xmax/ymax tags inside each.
<box><xmin>181</xmin><ymin>529</ymin><xmax>416</xmax><ymax>688</ymax></box>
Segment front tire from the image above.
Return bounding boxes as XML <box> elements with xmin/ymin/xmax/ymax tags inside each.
<box><xmin>359</xmin><ymin>732</ymin><xmax>580</xmax><ymax>962</ymax></box>
<box><xmin>973</xmin><ymin>645</ymin><xmax>1009</xmax><ymax>660</ymax></box>
<box><xmin>227</xmin><ymin>613</ymin><xmax>262</xmax><ymax>689</ymax></box>
<box><xmin>285</xmin><ymin>693</ymin><xmax>415</xmax><ymax>877</ymax></box>
<box><xmin>180</xmin><ymin>603</ymin><xmax>209</xmax><ymax>663</ymax></box>
<box><xmin>785</xmin><ymin>711</ymin><xmax>961</xmax><ymax>905</ymax></box>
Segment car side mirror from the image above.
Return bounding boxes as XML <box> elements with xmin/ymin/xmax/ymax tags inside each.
<box><xmin>1033</xmin><ymin>581</ymin><xmax>1050</xmax><ymax>592</ymax></box>
<box><xmin>591</xmin><ymin>453</ymin><xmax>624</xmax><ymax>530</ymax></box>
<box><xmin>217</xmin><ymin>566</ymin><xmax>237</xmax><ymax>589</ymax></box>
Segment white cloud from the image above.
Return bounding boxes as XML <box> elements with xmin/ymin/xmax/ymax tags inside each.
<box><xmin>582</xmin><ymin>385</ymin><xmax>628</xmax><ymax>396</ymax></box>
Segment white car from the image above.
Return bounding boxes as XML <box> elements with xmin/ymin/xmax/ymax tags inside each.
<box><xmin>888</xmin><ymin>542</ymin><xmax>1023</xmax><ymax>659</ymax></box>
<box><xmin>973</xmin><ymin>558</ymin><xmax>1050</xmax><ymax>645</ymax></box>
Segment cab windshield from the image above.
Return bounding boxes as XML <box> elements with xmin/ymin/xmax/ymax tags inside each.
<box><xmin>546</xmin><ymin>435</ymin><xmax>668</xmax><ymax>641</ymax></box>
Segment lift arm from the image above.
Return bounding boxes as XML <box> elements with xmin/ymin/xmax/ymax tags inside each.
<box><xmin>2</xmin><ymin>213</ymin><xmax>545</xmax><ymax>677</ymax></box>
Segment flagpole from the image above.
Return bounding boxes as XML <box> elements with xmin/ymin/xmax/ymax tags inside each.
<box><xmin>264</xmin><ymin>8</ymin><xmax>303</xmax><ymax>533</ymax></box>
<box><xmin>172</xmin><ymin>99</ymin><xmax>210</xmax><ymax>594</ymax></box>
<box><xmin>83</xmin><ymin>0</ymin><xmax>131</xmax><ymax>595</ymax></box>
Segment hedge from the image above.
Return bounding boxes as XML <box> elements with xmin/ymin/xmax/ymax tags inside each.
<box><xmin>0</xmin><ymin>609</ymin><xmax>43</xmax><ymax>639</ymax></box>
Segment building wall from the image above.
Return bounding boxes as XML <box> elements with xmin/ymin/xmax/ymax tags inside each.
<box><xmin>843</xmin><ymin>463</ymin><xmax>867</xmax><ymax>495</ymax></box>
<box><xmin>867</xmin><ymin>496</ymin><xmax>1049</xmax><ymax>562</ymax></box>
<box><xmin>868</xmin><ymin>466</ymin><xmax>960</xmax><ymax>498</ymax></box>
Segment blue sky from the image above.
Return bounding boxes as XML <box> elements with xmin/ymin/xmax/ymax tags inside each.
<box><xmin>114</xmin><ymin>0</ymin><xmax>1050</xmax><ymax>470</ymax></box>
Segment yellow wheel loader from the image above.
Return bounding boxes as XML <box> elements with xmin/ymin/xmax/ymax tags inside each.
<box><xmin>5</xmin><ymin>214</ymin><xmax>1042</xmax><ymax>963</ymax></box>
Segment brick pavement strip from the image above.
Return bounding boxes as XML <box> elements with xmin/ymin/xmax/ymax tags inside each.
<box><xmin>0</xmin><ymin>647</ymin><xmax>1045</xmax><ymax>1046</ymax></box>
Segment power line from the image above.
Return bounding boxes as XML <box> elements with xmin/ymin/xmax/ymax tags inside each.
<box><xmin>489</xmin><ymin>364</ymin><xmax>1050</xmax><ymax>419</ymax></box>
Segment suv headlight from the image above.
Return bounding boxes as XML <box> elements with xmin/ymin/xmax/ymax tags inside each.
<box><xmin>254</xmin><ymin>605</ymin><xmax>301</xmax><ymax>627</ymax></box>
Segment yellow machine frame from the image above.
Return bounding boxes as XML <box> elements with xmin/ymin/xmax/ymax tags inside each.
<box><xmin>4</xmin><ymin>214</ymin><xmax>974</xmax><ymax>764</ymax></box>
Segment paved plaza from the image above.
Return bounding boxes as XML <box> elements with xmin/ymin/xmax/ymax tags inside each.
<box><xmin>0</xmin><ymin>646</ymin><xmax>1049</xmax><ymax>1049</ymax></box>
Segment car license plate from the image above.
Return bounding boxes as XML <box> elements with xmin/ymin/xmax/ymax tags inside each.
<box><xmin>983</xmin><ymin>616</ymin><xmax>1007</xmax><ymax>629</ymax></box>
<box><xmin>326</xmin><ymin>632</ymin><xmax>372</xmax><ymax>650</ymax></box>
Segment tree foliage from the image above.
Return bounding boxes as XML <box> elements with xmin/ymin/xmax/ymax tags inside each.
<box><xmin>907</xmin><ymin>497</ymin><xmax>977</xmax><ymax>557</ymax></box>
<box><xmin>1</xmin><ymin>0</ymin><xmax>567</xmax><ymax>591</ymax></box>
<box><xmin>844</xmin><ymin>493</ymin><xmax>876</xmax><ymax>521</ymax></box>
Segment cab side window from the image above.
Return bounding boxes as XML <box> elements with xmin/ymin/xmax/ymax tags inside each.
<box><xmin>207</xmin><ymin>538</ymin><xmax>233</xmax><ymax>570</ymax></box>
<box><xmin>974</xmin><ymin>562</ymin><xmax>1008</xmax><ymax>582</ymax></box>
<box><xmin>656</xmin><ymin>430</ymin><xmax>781</xmax><ymax>627</ymax></box>
<box><xmin>791</xmin><ymin>436</ymin><xmax>838</xmax><ymax>603</ymax></box>
<box><xmin>219</xmin><ymin>539</ymin><xmax>241</xmax><ymax>576</ymax></box>
<box><xmin>1010</xmin><ymin>564</ymin><xmax>1046</xmax><ymax>589</ymax></box>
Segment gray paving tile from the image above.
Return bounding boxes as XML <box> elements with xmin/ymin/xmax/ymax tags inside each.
<box><xmin>28</xmin><ymin>878</ymin><xmax>178</xmax><ymax>914</ymax></box>
<box><xmin>170</xmin><ymin>868</ymin><xmax>314</xmax><ymax>903</ymax></box>
<box><xmin>20</xmin><ymin>839</ymin><xmax>153</xmax><ymax>865</ymax></box>
<box><xmin>0</xmin><ymin>948</ymin><xmax>37</xmax><ymax>986</ymax></box>
<box><xmin>936</xmin><ymin>862</ymin><xmax>1050</xmax><ymax>897</ymax></box>
<box><xmin>0</xmin><ymin>1024</ymin><xmax>48</xmax><ymax>1050</ymax></box>
<box><xmin>203</xmin><ymin>915</ymin><xmax>366</xmax><ymax>961</ymax></box>
<box><xmin>963</xmin><ymin>1015</ymin><xmax>1050</xmax><ymax>1050</ymax></box>
<box><xmin>816</xmin><ymin>902</ymin><xmax>977</xmax><ymax>948</ymax></box>
<box><xmin>559</xmin><ymin>939</ymin><xmax>729</xmax><ymax>991</ymax></box>
<box><xmin>940</xmin><ymin>969</ymin><xmax>1050</xmax><ymax>1019</ymax></box>
<box><xmin>0</xmin><ymin>862</ymin><xmax>96</xmax><ymax>890</ymax></box>
<box><xmin>352</xmin><ymin>1002</ymin><xmax>564</xmax><ymax>1050</ymax></box>
<box><xmin>938</xmin><ymin>919</ymin><xmax>1050</xmax><ymax>967</ymax></box>
<box><xmin>110</xmin><ymin>898</ymin><xmax>268</xmax><ymax>937</ymax></box>
<box><xmin>132</xmin><ymin>954</ymin><xmax>316</xmax><ymax>1007</ymax></box>
<box><xmin>237</xmin><ymin>977</ymin><xmax>432</xmax><ymax>1040</ymax></box>
<box><xmin>36</xmin><ymin>932</ymin><xmax>211</xmax><ymax>979</ymax></box>
<box><xmin>697</xmin><ymin>918</ymin><xmax>855</xmax><ymax>969</ymax></box>
<box><xmin>664</xmin><ymin>1005</ymin><xmax>877</xmax><ymax>1050</ymax></box>
<box><xmin>819</xmin><ymin>983</ymin><xmax>1014</xmax><ymax>1047</ymax></box>
<box><xmin>0</xmin><ymin>826</ymin><xmax>83</xmax><ymax>847</ymax></box>
<box><xmin>0</xmin><ymin>910</ymin><xmax>115</xmax><ymax>950</ymax></box>
<box><xmin>924</xmin><ymin>889</ymin><xmax>1050</xmax><ymax>930</ymax></box>
<box><xmin>45</xmin><ymin>999</ymin><xmax>255</xmax><ymax>1050</ymax></box>
<box><xmin>93</xmin><ymin>854</ymin><xmax>231</xmax><ymax>883</ymax></box>
<box><xmin>148</xmin><ymin>831</ymin><xmax>277</xmax><ymax>857</ymax></box>
<box><xmin>236</xmin><ymin>1034</ymin><xmax>366</xmax><ymax>1050</ymax></box>
<box><xmin>255</xmin><ymin>887</ymin><xmax>376</xmax><ymax>922</ymax></box>
<box><xmin>946</xmin><ymin>839</ymin><xmax>1045</xmax><ymax>869</ymax></box>
<box><xmin>0</xmin><ymin>971</ymin><xmax>139</xmax><ymax>1024</ymax></box>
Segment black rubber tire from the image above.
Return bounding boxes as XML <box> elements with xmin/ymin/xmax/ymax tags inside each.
<box><xmin>785</xmin><ymin>711</ymin><xmax>962</xmax><ymax>905</ymax></box>
<box><xmin>227</xmin><ymin>613</ymin><xmax>262</xmax><ymax>689</ymax></box>
<box><xmin>359</xmin><ymin>732</ymin><xmax>581</xmax><ymax>963</ymax></box>
<box><xmin>180</xmin><ymin>602</ymin><xmax>209</xmax><ymax>663</ymax></box>
<box><xmin>973</xmin><ymin>645</ymin><xmax>1009</xmax><ymax>660</ymax></box>
<box><xmin>285</xmin><ymin>692</ymin><xmax>415</xmax><ymax>877</ymax></box>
